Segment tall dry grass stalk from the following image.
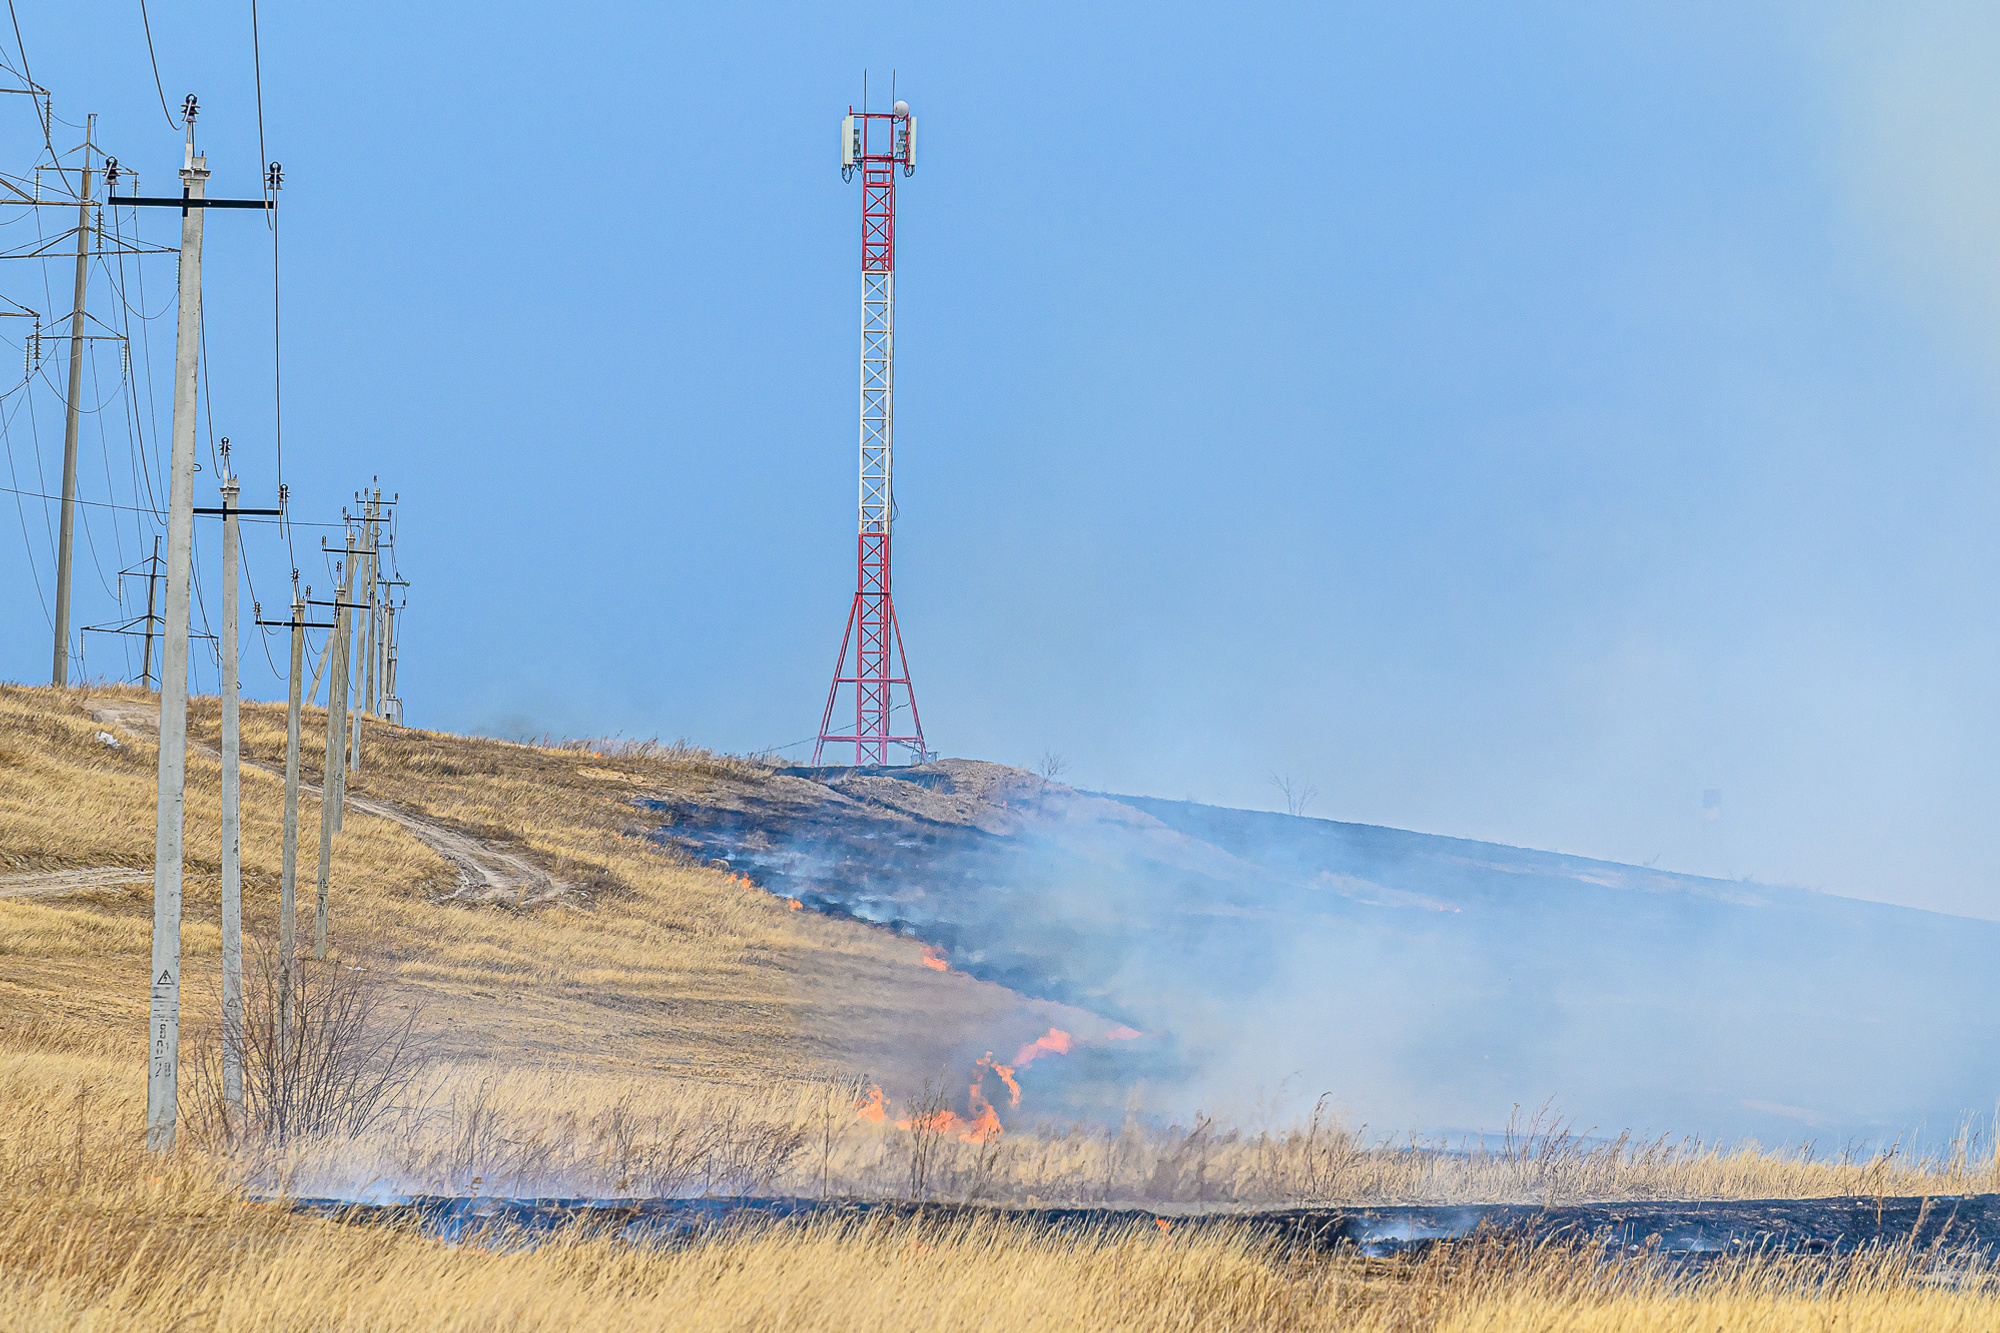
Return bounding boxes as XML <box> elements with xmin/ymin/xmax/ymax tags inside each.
<box><xmin>196</xmin><ymin>1062</ymin><xmax>2000</xmax><ymax>1211</ymax></box>
<box><xmin>5</xmin><ymin>1069</ymin><xmax>2000</xmax><ymax>1333</ymax></box>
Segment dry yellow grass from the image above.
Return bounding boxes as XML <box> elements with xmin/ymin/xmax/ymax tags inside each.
<box><xmin>10</xmin><ymin>682</ymin><xmax>2000</xmax><ymax>1328</ymax></box>
<box><xmin>0</xmin><ymin>682</ymin><xmax>1063</xmax><ymax>1093</ymax></box>
<box><xmin>11</xmin><ymin>678</ymin><xmax>1987</xmax><ymax>1209</ymax></box>
<box><xmin>234</xmin><ymin>1062</ymin><xmax>2000</xmax><ymax>1207</ymax></box>
<box><xmin>4</xmin><ymin>1068</ymin><xmax>1999</xmax><ymax>1333</ymax></box>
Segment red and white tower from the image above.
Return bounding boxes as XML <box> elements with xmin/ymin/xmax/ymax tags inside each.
<box><xmin>814</xmin><ymin>100</ymin><xmax>927</xmax><ymax>766</ymax></box>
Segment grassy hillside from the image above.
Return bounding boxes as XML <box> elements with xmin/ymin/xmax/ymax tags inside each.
<box><xmin>10</xmin><ymin>682</ymin><xmax>2000</xmax><ymax>1328</ymax></box>
<box><xmin>0</xmin><ymin>682</ymin><xmax>1060</xmax><ymax>1094</ymax></box>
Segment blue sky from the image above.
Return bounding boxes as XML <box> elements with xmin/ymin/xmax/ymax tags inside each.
<box><xmin>4</xmin><ymin>2</ymin><xmax>2000</xmax><ymax>918</ymax></box>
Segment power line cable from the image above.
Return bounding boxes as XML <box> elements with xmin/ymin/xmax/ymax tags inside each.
<box><xmin>1</xmin><ymin>390</ymin><xmax>50</xmax><ymax>625</ymax></box>
<box><xmin>247</xmin><ymin>1</ymin><xmax>289</xmax><ymax>566</ymax></box>
<box><xmin>22</xmin><ymin>370</ymin><xmax>53</xmax><ymax>561</ymax></box>
<box><xmin>0</xmin><ymin>486</ymin><xmax>348</xmax><ymax>526</ymax></box>
<box><xmin>251</xmin><ymin>1</ymin><xmax>270</xmax><ymax>213</ymax></box>
<box><xmin>86</xmin><ymin>339</ymin><xmax>128</xmax><ymax>592</ymax></box>
<box><xmin>108</xmin><ymin>201</ymin><xmax>168</xmax><ymax>515</ymax></box>
<box><xmin>4</xmin><ymin>0</ymin><xmax>53</xmax><ymax>161</ymax></box>
<box><xmin>136</xmin><ymin>0</ymin><xmax>181</xmax><ymax>131</ymax></box>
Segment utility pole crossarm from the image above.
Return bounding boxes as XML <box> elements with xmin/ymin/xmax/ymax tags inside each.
<box><xmin>112</xmin><ymin>195</ymin><xmax>273</xmax><ymax>210</ymax></box>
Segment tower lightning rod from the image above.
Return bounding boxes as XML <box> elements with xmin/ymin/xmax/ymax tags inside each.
<box><xmin>814</xmin><ymin>94</ymin><xmax>926</xmax><ymax>767</ymax></box>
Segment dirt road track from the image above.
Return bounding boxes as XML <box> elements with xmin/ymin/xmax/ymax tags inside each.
<box><xmin>14</xmin><ymin>700</ymin><xmax>570</xmax><ymax>908</ymax></box>
<box><xmin>0</xmin><ymin>867</ymin><xmax>152</xmax><ymax>901</ymax></box>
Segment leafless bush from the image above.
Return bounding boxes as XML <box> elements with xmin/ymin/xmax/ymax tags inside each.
<box><xmin>187</xmin><ymin>936</ymin><xmax>432</xmax><ymax>1149</ymax></box>
<box><xmin>1271</xmin><ymin>771</ymin><xmax>1318</xmax><ymax>818</ymax></box>
<box><xmin>904</xmin><ymin>1077</ymin><xmax>954</xmax><ymax>1200</ymax></box>
<box><xmin>1144</xmin><ymin>1114</ymin><xmax>1216</xmax><ymax>1202</ymax></box>
<box><xmin>701</xmin><ymin>1099</ymin><xmax>812</xmax><ymax>1197</ymax></box>
<box><xmin>817</xmin><ymin>1077</ymin><xmax>869</xmax><ymax>1200</ymax></box>
<box><xmin>1036</xmin><ymin>749</ymin><xmax>1069</xmax><ymax>781</ymax></box>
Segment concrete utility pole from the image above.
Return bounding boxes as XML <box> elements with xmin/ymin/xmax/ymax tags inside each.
<box><xmin>146</xmin><ymin>114</ymin><xmax>209</xmax><ymax>1155</ymax></box>
<box><xmin>140</xmin><ymin>536</ymin><xmax>161</xmax><ymax>689</ymax></box>
<box><xmin>255</xmin><ymin>584</ymin><xmax>326</xmax><ymax>1062</ymax></box>
<box><xmin>218</xmin><ymin>464</ymin><xmax>243</xmax><ymax>1118</ymax></box>
<box><xmin>332</xmin><ymin>535</ymin><xmax>354</xmax><ymax>832</ymax></box>
<box><xmin>349</xmin><ymin>503</ymin><xmax>371</xmax><ymax>774</ymax></box>
<box><xmin>313</xmin><ymin>561</ymin><xmax>342</xmax><ymax>960</ymax></box>
<box><xmin>306</xmin><ymin>620</ymin><xmax>333</xmax><ymax>705</ymax></box>
<box><xmin>315</xmin><ymin>539</ymin><xmax>354</xmax><ymax>960</ymax></box>
<box><xmin>50</xmin><ymin>116</ymin><xmax>95</xmax><ymax>688</ymax></box>
<box><xmin>362</xmin><ymin>491</ymin><xmax>379</xmax><ymax>717</ymax></box>
<box><xmin>280</xmin><ymin>590</ymin><xmax>304</xmax><ymax>1058</ymax></box>
<box><xmin>82</xmin><ymin>539</ymin><xmax>183</xmax><ymax>687</ymax></box>
<box><xmin>120</xmin><ymin>100</ymin><xmax>275</xmax><ymax>1152</ymax></box>
<box><xmin>257</xmin><ymin>582</ymin><xmax>327</xmax><ymax>1062</ymax></box>
<box><xmin>372</xmin><ymin>493</ymin><xmax>390</xmax><ymax>711</ymax></box>
<box><xmin>383</xmin><ymin>601</ymin><xmax>398</xmax><ymax>722</ymax></box>
<box><xmin>196</xmin><ymin>464</ymin><xmax>280</xmax><ymax>1118</ymax></box>
<box><xmin>378</xmin><ymin>577</ymin><xmax>408</xmax><ymax>725</ymax></box>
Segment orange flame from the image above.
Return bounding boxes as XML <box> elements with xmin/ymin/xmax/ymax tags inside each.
<box><xmin>958</xmin><ymin>1098</ymin><xmax>1003</xmax><ymax>1144</ymax></box>
<box><xmin>977</xmin><ymin>1052</ymin><xmax>1021</xmax><ymax>1108</ymax></box>
<box><xmin>863</xmin><ymin>1060</ymin><xmax>1015</xmax><ymax>1144</ymax></box>
<box><xmin>1155</xmin><ymin>1218</ymin><xmax>1172</xmax><ymax>1234</ymax></box>
<box><xmin>786</xmin><ymin>898</ymin><xmax>802</xmax><ymax>911</ymax></box>
<box><xmin>895</xmin><ymin>1107</ymin><xmax>964</xmax><ymax>1135</ymax></box>
<box><xmin>960</xmin><ymin>1065</ymin><xmax>1005</xmax><ymax>1143</ymax></box>
<box><xmin>1013</xmin><ymin>1027</ymin><xmax>1074</xmax><ymax>1067</ymax></box>
<box><xmin>920</xmin><ymin>945</ymin><xmax>949</xmax><ymax>972</ymax></box>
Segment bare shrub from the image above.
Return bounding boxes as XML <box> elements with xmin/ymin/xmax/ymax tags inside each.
<box><xmin>1271</xmin><ymin>771</ymin><xmax>1318</xmax><ymax>817</ymax></box>
<box><xmin>701</xmin><ymin>1098</ymin><xmax>811</xmax><ymax>1197</ymax></box>
<box><xmin>904</xmin><ymin>1076</ymin><xmax>954</xmax><ymax>1200</ymax></box>
<box><xmin>816</xmin><ymin>1077</ymin><xmax>869</xmax><ymax>1200</ymax></box>
<box><xmin>1143</xmin><ymin>1114</ymin><xmax>1216</xmax><ymax>1203</ymax></box>
<box><xmin>187</xmin><ymin>936</ymin><xmax>432</xmax><ymax>1149</ymax></box>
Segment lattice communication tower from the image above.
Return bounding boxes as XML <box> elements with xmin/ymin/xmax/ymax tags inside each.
<box><xmin>813</xmin><ymin>100</ymin><xmax>927</xmax><ymax>766</ymax></box>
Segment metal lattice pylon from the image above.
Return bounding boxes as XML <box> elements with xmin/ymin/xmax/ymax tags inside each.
<box><xmin>815</xmin><ymin>101</ymin><xmax>926</xmax><ymax>766</ymax></box>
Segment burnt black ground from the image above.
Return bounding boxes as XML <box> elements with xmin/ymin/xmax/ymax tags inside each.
<box><xmin>291</xmin><ymin>1192</ymin><xmax>2000</xmax><ymax>1264</ymax></box>
<box><xmin>632</xmin><ymin>758</ymin><xmax>2000</xmax><ymax>1141</ymax></box>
